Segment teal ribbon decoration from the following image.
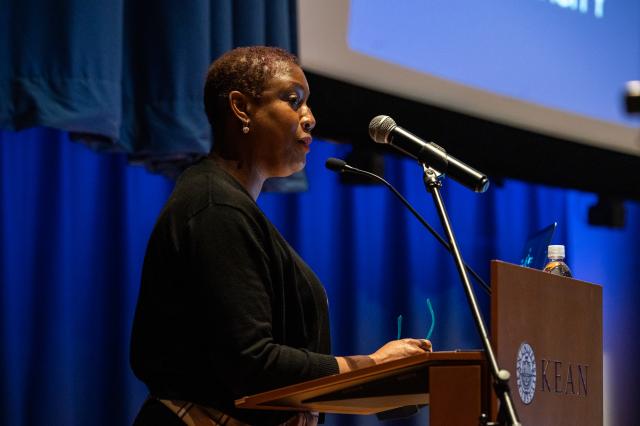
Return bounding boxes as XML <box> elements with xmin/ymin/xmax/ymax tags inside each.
<box><xmin>397</xmin><ymin>314</ymin><xmax>403</xmax><ymax>340</ymax></box>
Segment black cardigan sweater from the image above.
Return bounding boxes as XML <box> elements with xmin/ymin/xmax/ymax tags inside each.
<box><xmin>130</xmin><ymin>158</ymin><xmax>339</xmax><ymax>425</ymax></box>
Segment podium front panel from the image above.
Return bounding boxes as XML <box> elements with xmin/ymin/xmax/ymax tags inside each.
<box><xmin>491</xmin><ymin>260</ymin><xmax>602</xmax><ymax>426</ymax></box>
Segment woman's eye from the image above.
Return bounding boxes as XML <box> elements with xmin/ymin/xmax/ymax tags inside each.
<box><xmin>287</xmin><ymin>94</ymin><xmax>301</xmax><ymax>108</ymax></box>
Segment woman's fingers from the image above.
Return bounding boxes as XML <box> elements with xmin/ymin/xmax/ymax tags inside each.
<box><xmin>405</xmin><ymin>338</ymin><xmax>433</xmax><ymax>352</ymax></box>
<box><xmin>370</xmin><ymin>338</ymin><xmax>434</xmax><ymax>364</ymax></box>
<box><xmin>421</xmin><ymin>339</ymin><xmax>433</xmax><ymax>351</ymax></box>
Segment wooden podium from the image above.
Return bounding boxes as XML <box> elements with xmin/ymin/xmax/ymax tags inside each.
<box><xmin>237</xmin><ymin>261</ymin><xmax>602</xmax><ymax>425</ymax></box>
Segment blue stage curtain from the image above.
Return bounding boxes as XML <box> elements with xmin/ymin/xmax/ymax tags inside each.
<box><xmin>0</xmin><ymin>0</ymin><xmax>297</xmax><ymax>175</ymax></box>
<box><xmin>0</xmin><ymin>128</ymin><xmax>173</xmax><ymax>425</ymax></box>
<box><xmin>3</xmin><ymin>128</ymin><xmax>638</xmax><ymax>425</ymax></box>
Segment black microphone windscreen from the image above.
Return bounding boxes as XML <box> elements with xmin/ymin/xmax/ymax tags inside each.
<box><xmin>325</xmin><ymin>157</ymin><xmax>347</xmax><ymax>172</ymax></box>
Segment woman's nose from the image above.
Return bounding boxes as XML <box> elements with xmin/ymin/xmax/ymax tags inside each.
<box><xmin>301</xmin><ymin>107</ymin><xmax>316</xmax><ymax>132</ymax></box>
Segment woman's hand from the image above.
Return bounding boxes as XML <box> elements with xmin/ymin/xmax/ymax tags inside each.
<box><xmin>335</xmin><ymin>339</ymin><xmax>432</xmax><ymax>373</ymax></box>
<box><xmin>369</xmin><ymin>338</ymin><xmax>432</xmax><ymax>365</ymax></box>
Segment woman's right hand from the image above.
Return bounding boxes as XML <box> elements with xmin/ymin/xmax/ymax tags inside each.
<box><xmin>369</xmin><ymin>338</ymin><xmax>432</xmax><ymax>365</ymax></box>
<box><xmin>335</xmin><ymin>339</ymin><xmax>432</xmax><ymax>373</ymax></box>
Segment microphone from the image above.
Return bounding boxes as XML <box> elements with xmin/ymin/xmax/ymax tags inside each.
<box><xmin>368</xmin><ymin>115</ymin><xmax>490</xmax><ymax>193</ymax></box>
<box><xmin>324</xmin><ymin>157</ymin><xmax>491</xmax><ymax>295</ymax></box>
<box><xmin>325</xmin><ymin>157</ymin><xmax>348</xmax><ymax>172</ymax></box>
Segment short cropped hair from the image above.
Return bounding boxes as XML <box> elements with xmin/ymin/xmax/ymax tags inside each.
<box><xmin>204</xmin><ymin>46</ymin><xmax>299</xmax><ymax>126</ymax></box>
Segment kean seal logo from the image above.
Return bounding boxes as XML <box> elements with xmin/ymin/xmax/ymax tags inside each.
<box><xmin>516</xmin><ymin>342</ymin><xmax>536</xmax><ymax>404</ymax></box>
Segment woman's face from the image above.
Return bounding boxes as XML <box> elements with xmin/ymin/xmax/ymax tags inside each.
<box><xmin>248</xmin><ymin>64</ymin><xmax>316</xmax><ymax>178</ymax></box>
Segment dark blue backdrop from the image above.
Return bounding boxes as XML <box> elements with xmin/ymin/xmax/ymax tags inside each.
<box><xmin>1</xmin><ymin>128</ymin><xmax>639</xmax><ymax>425</ymax></box>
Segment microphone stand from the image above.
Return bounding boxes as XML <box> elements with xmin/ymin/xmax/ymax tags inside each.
<box><xmin>421</xmin><ymin>165</ymin><xmax>521</xmax><ymax>426</ymax></box>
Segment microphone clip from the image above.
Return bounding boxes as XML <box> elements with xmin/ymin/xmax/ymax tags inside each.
<box><xmin>422</xmin><ymin>164</ymin><xmax>444</xmax><ymax>189</ymax></box>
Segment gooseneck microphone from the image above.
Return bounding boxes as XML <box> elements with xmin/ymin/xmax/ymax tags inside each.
<box><xmin>325</xmin><ymin>157</ymin><xmax>349</xmax><ymax>172</ymax></box>
<box><xmin>325</xmin><ymin>157</ymin><xmax>491</xmax><ymax>295</ymax></box>
<box><xmin>368</xmin><ymin>115</ymin><xmax>490</xmax><ymax>193</ymax></box>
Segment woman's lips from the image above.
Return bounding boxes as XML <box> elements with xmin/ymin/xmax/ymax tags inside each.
<box><xmin>298</xmin><ymin>136</ymin><xmax>312</xmax><ymax>146</ymax></box>
<box><xmin>298</xmin><ymin>136</ymin><xmax>312</xmax><ymax>151</ymax></box>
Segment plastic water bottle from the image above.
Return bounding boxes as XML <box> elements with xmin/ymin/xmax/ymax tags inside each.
<box><xmin>543</xmin><ymin>245</ymin><xmax>572</xmax><ymax>277</ymax></box>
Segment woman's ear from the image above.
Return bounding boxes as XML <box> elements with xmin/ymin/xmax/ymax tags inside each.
<box><xmin>228</xmin><ymin>91</ymin><xmax>250</xmax><ymax>124</ymax></box>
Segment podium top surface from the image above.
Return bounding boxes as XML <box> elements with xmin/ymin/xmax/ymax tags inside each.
<box><xmin>491</xmin><ymin>260</ymin><xmax>601</xmax><ymax>288</ymax></box>
<box><xmin>235</xmin><ymin>351</ymin><xmax>483</xmax><ymax>414</ymax></box>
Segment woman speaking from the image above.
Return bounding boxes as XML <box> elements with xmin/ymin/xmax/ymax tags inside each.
<box><xmin>130</xmin><ymin>46</ymin><xmax>431</xmax><ymax>426</ymax></box>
